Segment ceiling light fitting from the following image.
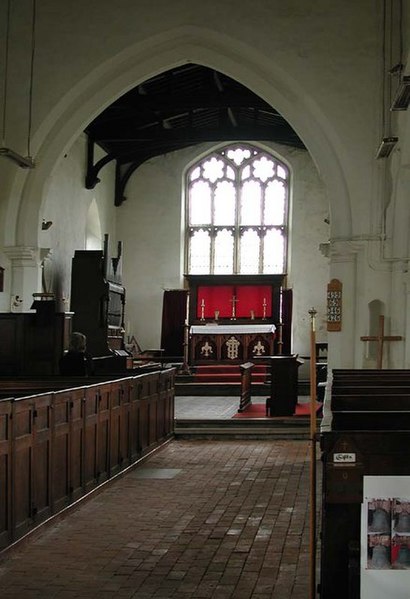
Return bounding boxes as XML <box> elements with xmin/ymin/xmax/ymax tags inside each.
<box><xmin>391</xmin><ymin>75</ymin><xmax>410</xmax><ymax>110</ymax></box>
<box><xmin>41</xmin><ymin>219</ymin><xmax>53</xmax><ymax>230</ymax></box>
<box><xmin>375</xmin><ymin>136</ymin><xmax>398</xmax><ymax>159</ymax></box>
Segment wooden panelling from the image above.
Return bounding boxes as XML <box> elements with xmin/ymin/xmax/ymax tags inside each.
<box><xmin>51</xmin><ymin>390</ymin><xmax>71</xmax><ymax>511</ymax></box>
<box><xmin>13</xmin><ymin>398</ymin><xmax>34</xmax><ymax>539</ymax></box>
<box><xmin>0</xmin><ymin>313</ymin><xmax>72</xmax><ymax>376</ymax></box>
<box><xmin>83</xmin><ymin>386</ymin><xmax>100</xmax><ymax>491</ymax></box>
<box><xmin>0</xmin><ymin>370</ymin><xmax>175</xmax><ymax>551</ymax></box>
<box><xmin>32</xmin><ymin>393</ymin><xmax>53</xmax><ymax>524</ymax></box>
<box><xmin>0</xmin><ymin>315</ymin><xmax>23</xmax><ymax>374</ymax></box>
<box><xmin>135</xmin><ymin>372</ymin><xmax>160</xmax><ymax>455</ymax></box>
<box><xmin>0</xmin><ymin>400</ymin><xmax>12</xmax><ymax>547</ymax></box>
<box><xmin>69</xmin><ymin>388</ymin><xmax>86</xmax><ymax>501</ymax></box>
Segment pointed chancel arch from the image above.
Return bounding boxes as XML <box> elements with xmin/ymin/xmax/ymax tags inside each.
<box><xmin>6</xmin><ymin>25</ymin><xmax>352</xmax><ymax>251</ymax></box>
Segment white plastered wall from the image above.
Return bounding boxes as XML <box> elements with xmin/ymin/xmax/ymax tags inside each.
<box><xmin>39</xmin><ymin>135</ymin><xmax>117</xmax><ymax>309</ymax></box>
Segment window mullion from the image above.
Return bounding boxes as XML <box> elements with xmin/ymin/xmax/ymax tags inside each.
<box><xmin>210</xmin><ymin>227</ymin><xmax>215</xmax><ymax>274</ymax></box>
<box><xmin>259</xmin><ymin>228</ymin><xmax>265</xmax><ymax>274</ymax></box>
<box><xmin>234</xmin><ymin>171</ymin><xmax>240</xmax><ymax>274</ymax></box>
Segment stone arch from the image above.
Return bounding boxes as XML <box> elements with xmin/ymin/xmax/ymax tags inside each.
<box><xmin>7</xmin><ymin>26</ymin><xmax>352</xmax><ymax>248</ymax></box>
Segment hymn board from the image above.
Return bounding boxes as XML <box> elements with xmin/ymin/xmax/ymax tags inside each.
<box><xmin>186</xmin><ymin>274</ymin><xmax>285</xmax><ymax>365</ymax></box>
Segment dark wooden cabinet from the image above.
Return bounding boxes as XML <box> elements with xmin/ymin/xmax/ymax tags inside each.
<box><xmin>0</xmin><ymin>312</ymin><xmax>72</xmax><ymax>375</ymax></box>
<box><xmin>70</xmin><ymin>245</ymin><xmax>125</xmax><ymax>357</ymax></box>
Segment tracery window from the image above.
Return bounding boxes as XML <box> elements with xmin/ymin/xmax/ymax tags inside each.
<box><xmin>186</xmin><ymin>145</ymin><xmax>289</xmax><ymax>274</ymax></box>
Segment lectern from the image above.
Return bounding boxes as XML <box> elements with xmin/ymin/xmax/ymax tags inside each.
<box><xmin>260</xmin><ymin>354</ymin><xmax>303</xmax><ymax>416</ymax></box>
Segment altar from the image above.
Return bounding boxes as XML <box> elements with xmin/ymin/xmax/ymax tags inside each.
<box><xmin>190</xmin><ymin>324</ymin><xmax>276</xmax><ymax>364</ymax></box>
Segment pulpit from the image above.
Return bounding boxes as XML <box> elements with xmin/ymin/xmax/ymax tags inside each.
<box><xmin>259</xmin><ymin>355</ymin><xmax>303</xmax><ymax>416</ymax></box>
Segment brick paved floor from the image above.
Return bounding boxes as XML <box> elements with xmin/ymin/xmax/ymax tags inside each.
<box><xmin>0</xmin><ymin>439</ymin><xmax>320</xmax><ymax>598</ymax></box>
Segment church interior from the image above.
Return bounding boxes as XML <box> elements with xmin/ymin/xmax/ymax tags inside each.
<box><xmin>1</xmin><ymin>1</ymin><xmax>410</xmax><ymax>597</ymax></box>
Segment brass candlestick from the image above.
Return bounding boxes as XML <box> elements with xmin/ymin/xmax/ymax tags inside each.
<box><xmin>200</xmin><ymin>299</ymin><xmax>205</xmax><ymax>321</ymax></box>
<box><xmin>262</xmin><ymin>298</ymin><xmax>267</xmax><ymax>320</ymax></box>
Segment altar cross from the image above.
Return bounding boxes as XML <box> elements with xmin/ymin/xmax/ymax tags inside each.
<box><xmin>360</xmin><ymin>315</ymin><xmax>402</xmax><ymax>369</ymax></box>
<box><xmin>229</xmin><ymin>295</ymin><xmax>239</xmax><ymax>320</ymax></box>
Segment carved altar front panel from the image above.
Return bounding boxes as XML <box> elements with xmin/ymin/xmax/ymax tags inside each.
<box><xmin>190</xmin><ymin>324</ymin><xmax>276</xmax><ymax>364</ymax></box>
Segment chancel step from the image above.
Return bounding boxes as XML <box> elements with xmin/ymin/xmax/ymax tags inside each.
<box><xmin>174</xmin><ymin>417</ymin><xmax>309</xmax><ymax>439</ymax></box>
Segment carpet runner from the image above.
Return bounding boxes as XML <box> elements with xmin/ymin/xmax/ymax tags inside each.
<box><xmin>232</xmin><ymin>401</ymin><xmax>322</xmax><ymax>418</ymax></box>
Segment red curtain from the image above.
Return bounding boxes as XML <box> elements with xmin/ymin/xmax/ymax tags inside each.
<box><xmin>196</xmin><ymin>285</ymin><xmax>272</xmax><ymax>319</ymax></box>
<box><xmin>160</xmin><ymin>290</ymin><xmax>188</xmax><ymax>356</ymax></box>
<box><xmin>197</xmin><ymin>286</ymin><xmax>232</xmax><ymax>318</ymax></box>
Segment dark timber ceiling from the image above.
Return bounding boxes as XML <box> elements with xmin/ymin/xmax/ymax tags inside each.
<box><xmin>85</xmin><ymin>64</ymin><xmax>305</xmax><ymax>205</ymax></box>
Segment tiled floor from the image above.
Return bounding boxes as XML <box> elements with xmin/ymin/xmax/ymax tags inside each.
<box><xmin>175</xmin><ymin>396</ymin><xmax>257</xmax><ymax>419</ymax></box>
<box><xmin>0</xmin><ymin>437</ymin><xmax>319</xmax><ymax>598</ymax></box>
<box><xmin>174</xmin><ymin>396</ymin><xmax>310</xmax><ymax>420</ymax></box>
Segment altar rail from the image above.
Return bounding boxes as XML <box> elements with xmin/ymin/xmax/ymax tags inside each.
<box><xmin>0</xmin><ymin>369</ymin><xmax>175</xmax><ymax>552</ymax></box>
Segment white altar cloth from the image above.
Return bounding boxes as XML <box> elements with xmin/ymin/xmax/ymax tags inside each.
<box><xmin>190</xmin><ymin>324</ymin><xmax>276</xmax><ymax>335</ymax></box>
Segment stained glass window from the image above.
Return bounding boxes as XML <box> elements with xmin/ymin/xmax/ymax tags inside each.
<box><xmin>186</xmin><ymin>144</ymin><xmax>289</xmax><ymax>274</ymax></box>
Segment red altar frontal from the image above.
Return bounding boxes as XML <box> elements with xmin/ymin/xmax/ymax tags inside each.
<box><xmin>190</xmin><ymin>324</ymin><xmax>276</xmax><ymax>364</ymax></box>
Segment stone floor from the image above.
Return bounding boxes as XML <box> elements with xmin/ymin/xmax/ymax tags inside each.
<box><xmin>0</xmin><ymin>436</ymin><xmax>320</xmax><ymax>598</ymax></box>
<box><xmin>174</xmin><ymin>396</ymin><xmax>311</xmax><ymax>420</ymax></box>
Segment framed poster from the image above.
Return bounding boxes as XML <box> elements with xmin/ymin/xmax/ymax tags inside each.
<box><xmin>361</xmin><ymin>476</ymin><xmax>410</xmax><ymax>599</ymax></box>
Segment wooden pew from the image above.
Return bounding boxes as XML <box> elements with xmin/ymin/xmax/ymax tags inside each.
<box><xmin>320</xmin><ymin>430</ymin><xmax>410</xmax><ymax>599</ymax></box>
<box><xmin>333</xmin><ymin>369</ymin><xmax>410</xmax><ymax>385</ymax></box>
<box><xmin>330</xmin><ymin>368</ymin><xmax>410</xmax><ymax>430</ymax></box>
<box><xmin>0</xmin><ymin>368</ymin><xmax>176</xmax><ymax>553</ymax></box>
<box><xmin>320</xmin><ymin>369</ymin><xmax>410</xmax><ymax>599</ymax></box>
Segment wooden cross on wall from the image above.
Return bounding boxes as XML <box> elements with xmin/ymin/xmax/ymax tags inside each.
<box><xmin>360</xmin><ymin>315</ymin><xmax>402</xmax><ymax>369</ymax></box>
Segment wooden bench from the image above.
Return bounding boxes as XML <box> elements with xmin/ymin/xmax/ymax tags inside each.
<box><xmin>330</xmin><ymin>369</ymin><xmax>410</xmax><ymax>430</ymax></box>
<box><xmin>333</xmin><ymin>369</ymin><xmax>410</xmax><ymax>381</ymax></box>
<box><xmin>0</xmin><ymin>369</ymin><xmax>176</xmax><ymax>552</ymax></box>
<box><xmin>320</xmin><ymin>370</ymin><xmax>410</xmax><ymax>598</ymax></box>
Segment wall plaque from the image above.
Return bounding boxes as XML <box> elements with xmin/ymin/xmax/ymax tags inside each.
<box><xmin>327</xmin><ymin>278</ymin><xmax>342</xmax><ymax>331</ymax></box>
